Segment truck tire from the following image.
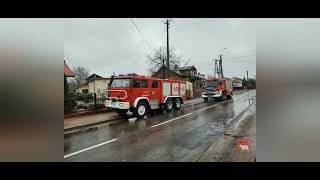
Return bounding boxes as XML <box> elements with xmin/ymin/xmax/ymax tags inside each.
<box><xmin>227</xmin><ymin>91</ymin><xmax>233</xmax><ymax>99</ymax></box>
<box><xmin>134</xmin><ymin>101</ymin><xmax>148</xmax><ymax>119</ymax></box>
<box><xmin>115</xmin><ymin>109</ymin><xmax>128</xmax><ymax>116</ymax></box>
<box><xmin>204</xmin><ymin>97</ymin><xmax>208</xmax><ymax>102</ymax></box>
<box><xmin>164</xmin><ymin>98</ymin><xmax>173</xmax><ymax>112</ymax></box>
<box><xmin>173</xmin><ymin>98</ymin><xmax>182</xmax><ymax>110</ymax></box>
<box><xmin>220</xmin><ymin>91</ymin><xmax>226</xmax><ymax>101</ymax></box>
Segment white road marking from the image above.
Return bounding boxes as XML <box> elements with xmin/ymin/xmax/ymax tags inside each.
<box><xmin>193</xmin><ymin>100</ymin><xmax>230</xmax><ymax>113</ymax></box>
<box><xmin>151</xmin><ymin>99</ymin><xmax>234</xmax><ymax>128</ymax></box>
<box><xmin>151</xmin><ymin>113</ymin><xmax>192</xmax><ymax>128</ymax></box>
<box><xmin>64</xmin><ymin>138</ymin><xmax>117</xmax><ymax>158</ymax></box>
<box><xmin>128</xmin><ymin>117</ymin><xmax>137</xmax><ymax>121</ymax></box>
<box><xmin>195</xmin><ymin>103</ymin><xmax>219</xmax><ymax>112</ymax></box>
<box><xmin>151</xmin><ymin>113</ymin><xmax>193</xmax><ymax>128</ymax></box>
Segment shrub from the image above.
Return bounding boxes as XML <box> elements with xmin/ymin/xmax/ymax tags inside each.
<box><xmin>64</xmin><ymin>76</ymin><xmax>77</xmax><ymax>113</ymax></box>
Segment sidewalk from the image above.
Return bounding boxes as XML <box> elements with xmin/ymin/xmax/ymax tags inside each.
<box><xmin>196</xmin><ymin>102</ymin><xmax>256</xmax><ymax>162</ymax></box>
<box><xmin>64</xmin><ymin>112</ymin><xmax>121</xmax><ymax>130</ymax></box>
<box><xmin>183</xmin><ymin>97</ymin><xmax>204</xmax><ymax>106</ymax></box>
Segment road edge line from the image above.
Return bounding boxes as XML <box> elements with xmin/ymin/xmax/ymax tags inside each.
<box><xmin>64</xmin><ymin>138</ymin><xmax>118</xmax><ymax>159</ymax></box>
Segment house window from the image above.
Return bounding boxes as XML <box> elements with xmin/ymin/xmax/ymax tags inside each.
<box><xmin>141</xmin><ymin>79</ymin><xmax>148</xmax><ymax>88</ymax></box>
<box><xmin>82</xmin><ymin>89</ymin><xmax>89</xmax><ymax>94</ymax></box>
<box><xmin>132</xmin><ymin>79</ymin><xmax>140</xmax><ymax>88</ymax></box>
<box><xmin>152</xmin><ymin>80</ymin><xmax>158</xmax><ymax>88</ymax></box>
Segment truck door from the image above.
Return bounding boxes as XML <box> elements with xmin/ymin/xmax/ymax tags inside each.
<box><xmin>149</xmin><ymin>80</ymin><xmax>160</xmax><ymax>109</ymax></box>
<box><xmin>140</xmin><ymin>79</ymin><xmax>150</xmax><ymax>98</ymax></box>
<box><xmin>132</xmin><ymin>79</ymin><xmax>141</xmax><ymax>102</ymax></box>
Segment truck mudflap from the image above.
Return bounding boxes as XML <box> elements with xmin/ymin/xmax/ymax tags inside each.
<box><xmin>105</xmin><ymin>100</ymin><xmax>130</xmax><ymax>109</ymax></box>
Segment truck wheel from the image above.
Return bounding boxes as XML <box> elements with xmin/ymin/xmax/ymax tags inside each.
<box><xmin>134</xmin><ymin>102</ymin><xmax>148</xmax><ymax>119</ymax></box>
<box><xmin>227</xmin><ymin>91</ymin><xmax>233</xmax><ymax>99</ymax></box>
<box><xmin>115</xmin><ymin>109</ymin><xmax>128</xmax><ymax>116</ymax></box>
<box><xmin>220</xmin><ymin>92</ymin><xmax>226</xmax><ymax>101</ymax></box>
<box><xmin>164</xmin><ymin>98</ymin><xmax>173</xmax><ymax>112</ymax></box>
<box><xmin>173</xmin><ymin>98</ymin><xmax>182</xmax><ymax>110</ymax></box>
<box><xmin>204</xmin><ymin>97</ymin><xmax>208</xmax><ymax>102</ymax></box>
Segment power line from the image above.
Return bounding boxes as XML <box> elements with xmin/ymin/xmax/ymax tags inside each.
<box><xmin>129</xmin><ymin>18</ymin><xmax>153</xmax><ymax>51</ymax></box>
<box><xmin>223</xmin><ymin>61</ymin><xmax>254</xmax><ymax>64</ymax></box>
<box><xmin>223</xmin><ymin>54</ymin><xmax>256</xmax><ymax>60</ymax></box>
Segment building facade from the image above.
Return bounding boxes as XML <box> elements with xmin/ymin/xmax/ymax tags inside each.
<box><xmin>76</xmin><ymin>74</ymin><xmax>110</xmax><ymax>95</ymax></box>
<box><xmin>152</xmin><ymin>65</ymin><xmax>205</xmax><ymax>98</ymax></box>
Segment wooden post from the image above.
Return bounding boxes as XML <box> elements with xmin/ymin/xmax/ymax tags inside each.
<box><xmin>94</xmin><ymin>93</ymin><xmax>97</xmax><ymax>109</ymax></box>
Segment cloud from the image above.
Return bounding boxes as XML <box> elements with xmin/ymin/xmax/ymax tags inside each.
<box><xmin>64</xmin><ymin>18</ymin><xmax>256</xmax><ymax>78</ymax></box>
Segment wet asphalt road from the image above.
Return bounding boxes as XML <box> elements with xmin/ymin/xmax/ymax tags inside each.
<box><xmin>64</xmin><ymin>90</ymin><xmax>256</xmax><ymax>161</ymax></box>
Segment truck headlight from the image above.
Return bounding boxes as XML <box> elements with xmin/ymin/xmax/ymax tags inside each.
<box><xmin>119</xmin><ymin>103</ymin><xmax>124</xmax><ymax>107</ymax></box>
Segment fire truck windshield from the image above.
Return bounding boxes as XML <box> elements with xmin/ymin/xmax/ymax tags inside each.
<box><xmin>205</xmin><ymin>80</ymin><xmax>218</xmax><ymax>87</ymax></box>
<box><xmin>110</xmin><ymin>79</ymin><xmax>131</xmax><ymax>88</ymax></box>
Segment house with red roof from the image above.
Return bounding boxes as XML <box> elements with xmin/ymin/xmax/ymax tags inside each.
<box><xmin>64</xmin><ymin>60</ymin><xmax>75</xmax><ymax>77</ymax></box>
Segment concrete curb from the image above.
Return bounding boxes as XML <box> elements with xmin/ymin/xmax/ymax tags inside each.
<box><xmin>182</xmin><ymin>99</ymin><xmax>204</xmax><ymax>107</ymax></box>
<box><xmin>64</xmin><ymin>117</ymin><xmax>123</xmax><ymax>136</ymax></box>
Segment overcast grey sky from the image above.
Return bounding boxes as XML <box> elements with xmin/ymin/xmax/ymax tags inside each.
<box><xmin>64</xmin><ymin>18</ymin><xmax>256</xmax><ymax>79</ymax></box>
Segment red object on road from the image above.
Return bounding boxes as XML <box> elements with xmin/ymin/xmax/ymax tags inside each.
<box><xmin>201</xmin><ymin>77</ymin><xmax>233</xmax><ymax>102</ymax></box>
<box><xmin>105</xmin><ymin>74</ymin><xmax>189</xmax><ymax>119</ymax></box>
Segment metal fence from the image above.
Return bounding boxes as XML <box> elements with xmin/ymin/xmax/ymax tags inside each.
<box><xmin>64</xmin><ymin>92</ymin><xmax>107</xmax><ymax>114</ymax></box>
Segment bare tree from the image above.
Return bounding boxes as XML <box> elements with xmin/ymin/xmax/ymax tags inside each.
<box><xmin>67</xmin><ymin>80</ymin><xmax>77</xmax><ymax>93</ymax></box>
<box><xmin>146</xmin><ymin>46</ymin><xmax>183</xmax><ymax>72</ymax></box>
<box><xmin>72</xmin><ymin>66</ymin><xmax>90</xmax><ymax>86</ymax></box>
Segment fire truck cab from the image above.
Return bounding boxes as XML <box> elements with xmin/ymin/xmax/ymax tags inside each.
<box><xmin>202</xmin><ymin>77</ymin><xmax>233</xmax><ymax>102</ymax></box>
<box><xmin>104</xmin><ymin>74</ymin><xmax>187</xmax><ymax>119</ymax></box>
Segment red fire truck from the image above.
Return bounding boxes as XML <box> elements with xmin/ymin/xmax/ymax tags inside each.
<box><xmin>202</xmin><ymin>77</ymin><xmax>233</xmax><ymax>102</ymax></box>
<box><xmin>104</xmin><ymin>74</ymin><xmax>188</xmax><ymax>119</ymax></box>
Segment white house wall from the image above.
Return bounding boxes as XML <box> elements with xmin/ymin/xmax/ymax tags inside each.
<box><xmin>88</xmin><ymin>79</ymin><xmax>110</xmax><ymax>95</ymax></box>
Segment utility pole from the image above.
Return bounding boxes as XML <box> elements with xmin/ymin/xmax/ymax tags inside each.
<box><xmin>213</xmin><ymin>48</ymin><xmax>226</xmax><ymax>78</ymax></box>
<box><xmin>164</xmin><ymin>18</ymin><xmax>172</xmax><ymax>79</ymax></box>
<box><xmin>214</xmin><ymin>60</ymin><xmax>217</xmax><ymax>78</ymax></box>
<box><xmin>161</xmin><ymin>50</ymin><xmax>165</xmax><ymax>79</ymax></box>
<box><xmin>213</xmin><ymin>55</ymin><xmax>224</xmax><ymax>78</ymax></box>
<box><xmin>246</xmin><ymin>71</ymin><xmax>249</xmax><ymax>89</ymax></box>
<box><xmin>219</xmin><ymin>54</ymin><xmax>224</xmax><ymax>78</ymax></box>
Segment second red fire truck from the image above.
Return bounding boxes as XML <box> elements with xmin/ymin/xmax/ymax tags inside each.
<box><xmin>202</xmin><ymin>77</ymin><xmax>233</xmax><ymax>102</ymax></box>
<box><xmin>104</xmin><ymin>74</ymin><xmax>188</xmax><ymax>119</ymax></box>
